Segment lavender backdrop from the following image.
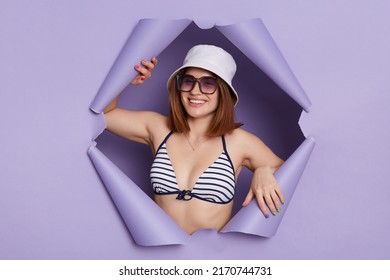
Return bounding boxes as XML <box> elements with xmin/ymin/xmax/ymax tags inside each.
<box><xmin>1</xmin><ymin>0</ymin><xmax>389</xmax><ymax>259</ymax></box>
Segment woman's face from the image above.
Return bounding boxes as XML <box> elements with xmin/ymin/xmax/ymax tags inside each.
<box><xmin>179</xmin><ymin>67</ymin><xmax>220</xmax><ymax>120</ymax></box>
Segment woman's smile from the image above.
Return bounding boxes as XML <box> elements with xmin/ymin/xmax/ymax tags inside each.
<box><xmin>188</xmin><ymin>98</ymin><xmax>207</xmax><ymax>105</ymax></box>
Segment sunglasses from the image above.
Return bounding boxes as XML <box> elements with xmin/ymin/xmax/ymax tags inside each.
<box><xmin>176</xmin><ymin>74</ymin><xmax>219</xmax><ymax>94</ymax></box>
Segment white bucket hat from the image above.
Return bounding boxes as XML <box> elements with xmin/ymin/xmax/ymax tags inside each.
<box><xmin>167</xmin><ymin>44</ymin><xmax>239</xmax><ymax>105</ymax></box>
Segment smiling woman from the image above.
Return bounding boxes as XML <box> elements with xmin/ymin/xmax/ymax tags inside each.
<box><xmin>104</xmin><ymin>44</ymin><xmax>285</xmax><ymax>234</ymax></box>
<box><xmin>168</xmin><ymin>67</ymin><xmax>240</xmax><ymax>137</ymax></box>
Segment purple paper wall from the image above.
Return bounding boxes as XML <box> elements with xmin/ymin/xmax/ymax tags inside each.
<box><xmin>1</xmin><ymin>0</ymin><xmax>389</xmax><ymax>259</ymax></box>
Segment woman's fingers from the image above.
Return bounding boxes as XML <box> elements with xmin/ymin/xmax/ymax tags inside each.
<box><xmin>252</xmin><ymin>184</ymin><xmax>286</xmax><ymax>218</ymax></box>
<box><xmin>263</xmin><ymin>193</ymin><xmax>278</xmax><ymax>216</ymax></box>
<box><xmin>242</xmin><ymin>189</ymin><xmax>254</xmax><ymax>207</ymax></box>
<box><xmin>275</xmin><ymin>185</ymin><xmax>286</xmax><ymax>206</ymax></box>
<box><xmin>270</xmin><ymin>191</ymin><xmax>282</xmax><ymax>214</ymax></box>
<box><xmin>131</xmin><ymin>57</ymin><xmax>158</xmax><ymax>85</ymax></box>
<box><xmin>142</xmin><ymin>57</ymin><xmax>157</xmax><ymax>70</ymax></box>
<box><xmin>134</xmin><ymin>64</ymin><xmax>151</xmax><ymax>79</ymax></box>
<box><xmin>255</xmin><ymin>194</ymin><xmax>270</xmax><ymax>218</ymax></box>
<box><xmin>243</xmin><ymin>185</ymin><xmax>286</xmax><ymax>219</ymax></box>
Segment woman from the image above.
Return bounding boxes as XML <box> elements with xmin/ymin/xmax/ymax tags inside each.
<box><xmin>104</xmin><ymin>45</ymin><xmax>285</xmax><ymax>234</ymax></box>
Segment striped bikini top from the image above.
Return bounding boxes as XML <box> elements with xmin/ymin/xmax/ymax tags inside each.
<box><xmin>150</xmin><ymin>131</ymin><xmax>236</xmax><ymax>204</ymax></box>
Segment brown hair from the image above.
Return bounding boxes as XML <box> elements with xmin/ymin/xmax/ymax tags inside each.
<box><xmin>167</xmin><ymin>69</ymin><xmax>242</xmax><ymax>136</ymax></box>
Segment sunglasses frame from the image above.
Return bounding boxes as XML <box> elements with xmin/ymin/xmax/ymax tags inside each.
<box><xmin>176</xmin><ymin>74</ymin><xmax>219</xmax><ymax>95</ymax></box>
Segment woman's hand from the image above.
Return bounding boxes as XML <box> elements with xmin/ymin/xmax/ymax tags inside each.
<box><xmin>131</xmin><ymin>57</ymin><xmax>158</xmax><ymax>85</ymax></box>
<box><xmin>242</xmin><ymin>166</ymin><xmax>285</xmax><ymax>218</ymax></box>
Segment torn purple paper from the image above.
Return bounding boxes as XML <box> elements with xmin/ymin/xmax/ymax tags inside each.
<box><xmin>221</xmin><ymin>136</ymin><xmax>316</xmax><ymax>236</ymax></box>
<box><xmin>88</xmin><ymin>18</ymin><xmax>314</xmax><ymax>246</ymax></box>
<box><xmin>88</xmin><ymin>142</ymin><xmax>190</xmax><ymax>246</ymax></box>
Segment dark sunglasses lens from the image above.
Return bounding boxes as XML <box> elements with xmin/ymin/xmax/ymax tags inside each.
<box><xmin>199</xmin><ymin>77</ymin><xmax>218</xmax><ymax>94</ymax></box>
<box><xmin>179</xmin><ymin>75</ymin><xmax>195</xmax><ymax>91</ymax></box>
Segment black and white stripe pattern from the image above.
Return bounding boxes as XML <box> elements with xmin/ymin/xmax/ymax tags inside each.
<box><xmin>150</xmin><ymin>135</ymin><xmax>236</xmax><ymax>204</ymax></box>
<box><xmin>150</xmin><ymin>144</ymin><xmax>179</xmax><ymax>193</ymax></box>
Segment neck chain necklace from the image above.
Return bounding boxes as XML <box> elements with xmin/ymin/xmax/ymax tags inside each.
<box><xmin>184</xmin><ymin>133</ymin><xmax>212</xmax><ymax>151</ymax></box>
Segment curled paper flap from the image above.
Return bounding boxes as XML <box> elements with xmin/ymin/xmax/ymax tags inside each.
<box><xmin>216</xmin><ymin>18</ymin><xmax>312</xmax><ymax>112</ymax></box>
<box><xmin>90</xmin><ymin>111</ymin><xmax>106</xmax><ymax>141</ymax></box>
<box><xmin>90</xmin><ymin>18</ymin><xmax>192</xmax><ymax>113</ymax></box>
<box><xmin>88</xmin><ymin>143</ymin><xmax>190</xmax><ymax>246</ymax></box>
<box><xmin>221</xmin><ymin>136</ymin><xmax>316</xmax><ymax>237</ymax></box>
<box><xmin>193</xmin><ymin>18</ymin><xmax>217</xmax><ymax>30</ymax></box>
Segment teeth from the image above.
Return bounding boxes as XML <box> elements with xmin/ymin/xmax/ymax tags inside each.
<box><xmin>189</xmin><ymin>99</ymin><xmax>206</xmax><ymax>104</ymax></box>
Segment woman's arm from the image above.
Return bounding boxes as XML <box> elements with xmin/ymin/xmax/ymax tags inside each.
<box><xmin>237</xmin><ymin>129</ymin><xmax>285</xmax><ymax>218</ymax></box>
<box><xmin>103</xmin><ymin>58</ymin><xmax>166</xmax><ymax>145</ymax></box>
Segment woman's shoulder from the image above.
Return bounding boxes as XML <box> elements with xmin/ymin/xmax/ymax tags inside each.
<box><xmin>226</xmin><ymin>127</ymin><xmax>268</xmax><ymax>153</ymax></box>
<box><xmin>227</xmin><ymin>127</ymin><xmax>258</xmax><ymax>142</ymax></box>
<box><xmin>226</xmin><ymin>128</ymin><xmax>282</xmax><ymax>169</ymax></box>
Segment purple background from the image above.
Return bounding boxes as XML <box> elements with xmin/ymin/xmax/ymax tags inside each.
<box><xmin>1</xmin><ymin>0</ymin><xmax>389</xmax><ymax>259</ymax></box>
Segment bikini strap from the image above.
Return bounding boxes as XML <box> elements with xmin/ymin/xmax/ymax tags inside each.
<box><xmin>221</xmin><ymin>135</ymin><xmax>228</xmax><ymax>153</ymax></box>
<box><xmin>221</xmin><ymin>135</ymin><xmax>236</xmax><ymax>177</ymax></box>
<box><xmin>155</xmin><ymin>131</ymin><xmax>174</xmax><ymax>153</ymax></box>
